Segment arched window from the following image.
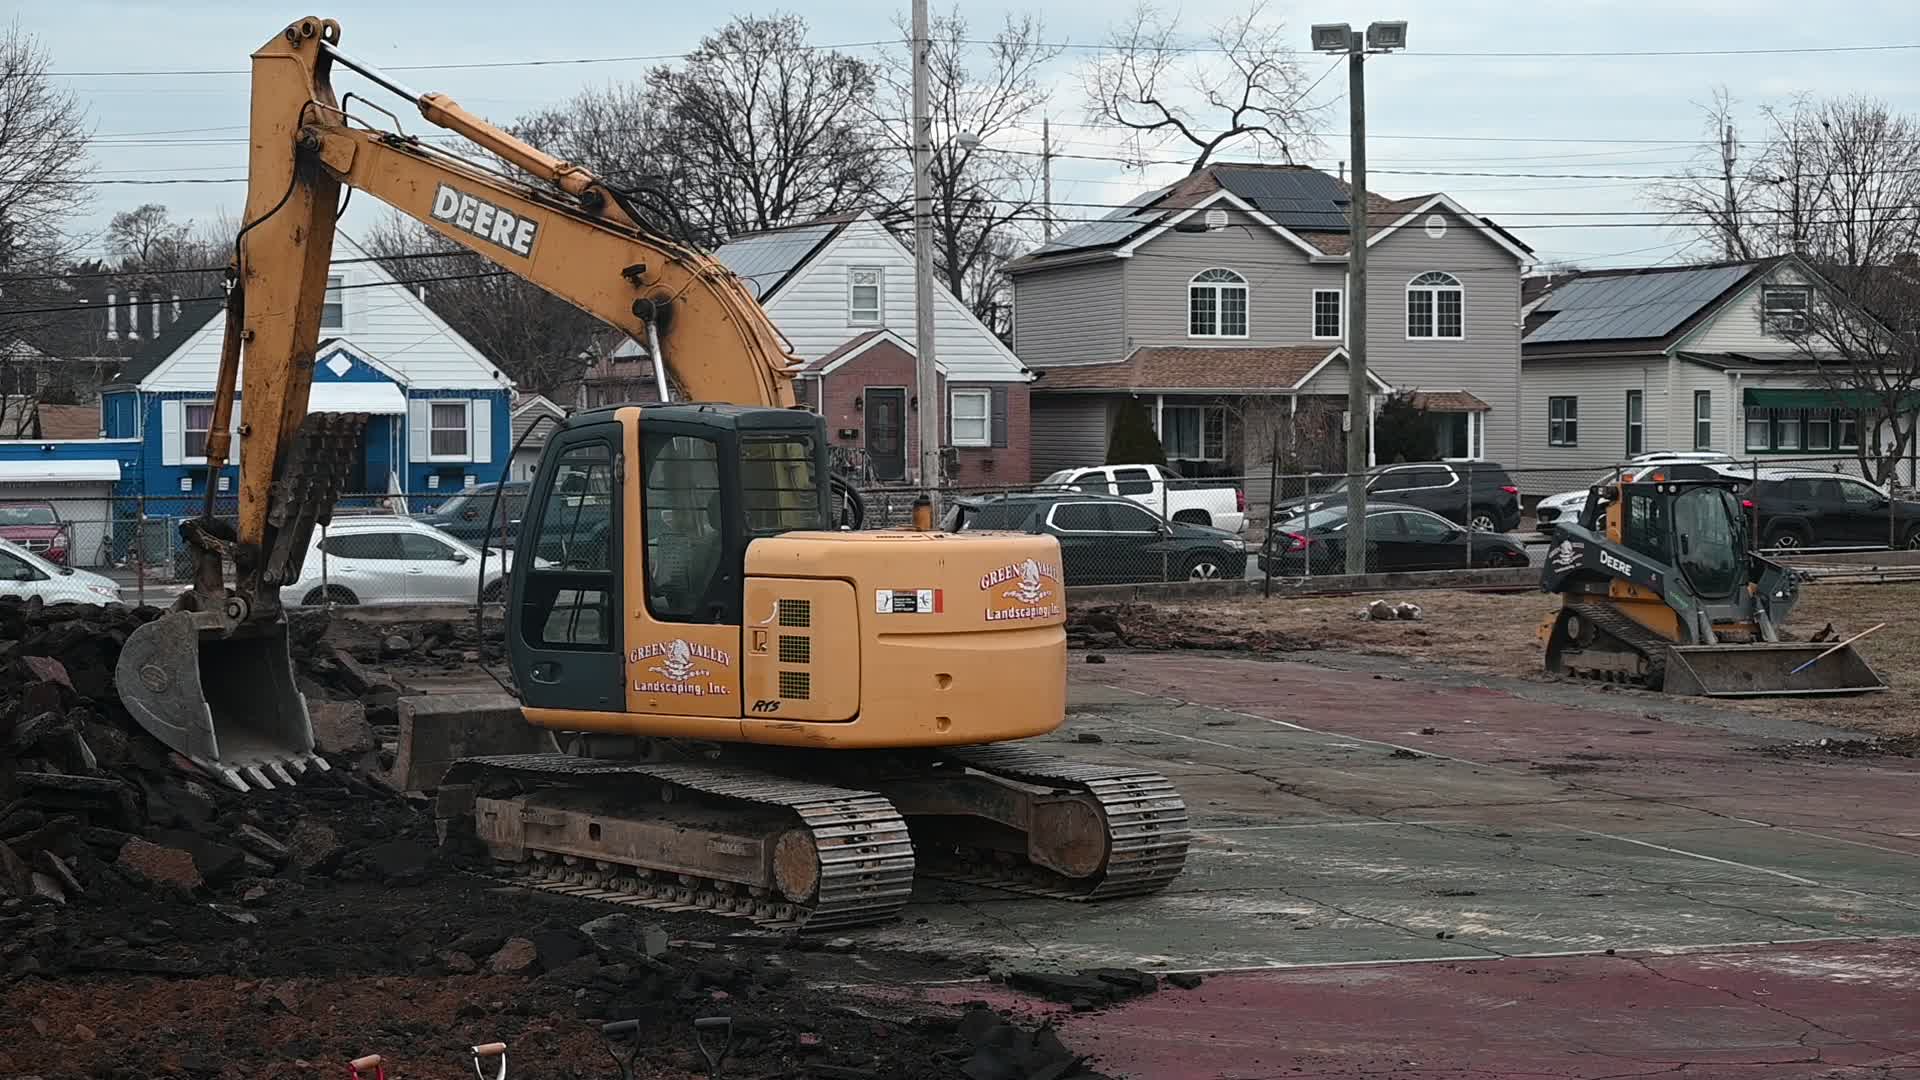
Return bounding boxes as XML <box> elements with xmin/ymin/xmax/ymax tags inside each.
<box><xmin>1407</xmin><ymin>271</ymin><xmax>1463</xmax><ymax>339</ymax></box>
<box><xmin>1189</xmin><ymin>268</ymin><xmax>1248</xmax><ymax>338</ymax></box>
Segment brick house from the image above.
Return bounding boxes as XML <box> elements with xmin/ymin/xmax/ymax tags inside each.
<box><xmin>796</xmin><ymin>329</ymin><xmax>1028</xmax><ymax>487</ymax></box>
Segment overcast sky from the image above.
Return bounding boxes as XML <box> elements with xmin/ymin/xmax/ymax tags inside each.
<box><xmin>28</xmin><ymin>0</ymin><xmax>1920</xmax><ymax>268</ymax></box>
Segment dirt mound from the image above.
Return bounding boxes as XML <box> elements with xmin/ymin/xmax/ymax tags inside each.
<box><xmin>1068</xmin><ymin>602</ymin><xmax>1317</xmax><ymax>653</ymax></box>
<box><xmin>0</xmin><ymin>598</ymin><xmax>1106</xmax><ymax>1079</ymax></box>
<box><xmin>1748</xmin><ymin>734</ymin><xmax>1920</xmax><ymax>759</ymax></box>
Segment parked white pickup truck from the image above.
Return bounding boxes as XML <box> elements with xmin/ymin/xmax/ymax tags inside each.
<box><xmin>1037</xmin><ymin>464</ymin><xmax>1247</xmax><ymax>534</ymax></box>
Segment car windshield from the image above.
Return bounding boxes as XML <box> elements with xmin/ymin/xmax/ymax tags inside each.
<box><xmin>0</xmin><ymin>505</ymin><xmax>56</xmax><ymax>525</ymax></box>
<box><xmin>957</xmin><ymin>503</ymin><xmax>1034</xmax><ymax>530</ymax></box>
<box><xmin>1037</xmin><ymin>470</ymin><xmax>1080</xmax><ymax>488</ymax></box>
<box><xmin>1274</xmin><ymin>505</ymin><xmax>1350</xmax><ymax>532</ymax></box>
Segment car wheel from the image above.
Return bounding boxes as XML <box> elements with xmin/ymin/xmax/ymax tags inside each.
<box><xmin>1764</xmin><ymin>524</ymin><xmax>1809</xmax><ymax>550</ymax></box>
<box><xmin>1468</xmin><ymin>507</ymin><xmax>1499</xmax><ymax>533</ymax></box>
<box><xmin>1172</xmin><ymin>509</ymin><xmax>1211</xmax><ymax>527</ymax></box>
<box><xmin>1185</xmin><ymin>556</ymin><xmax>1227</xmax><ymax>581</ymax></box>
<box><xmin>1905</xmin><ymin>527</ymin><xmax>1920</xmax><ymax>551</ymax></box>
<box><xmin>303</xmin><ymin>585</ymin><xmax>358</xmax><ymax>607</ymax></box>
<box><xmin>481</xmin><ymin>579</ymin><xmax>506</xmax><ymax>603</ymax></box>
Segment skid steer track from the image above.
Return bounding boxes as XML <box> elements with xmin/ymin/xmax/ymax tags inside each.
<box><xmin>441</xmin><ymin>754</ymin><xmax>916</xmax><ymax>932</ymax></box>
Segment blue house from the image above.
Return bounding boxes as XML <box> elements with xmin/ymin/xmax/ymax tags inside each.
<box><xmin>101</xmin><ymin>234</ymin><xmax>516</xmax><ymax>516</ymax></box>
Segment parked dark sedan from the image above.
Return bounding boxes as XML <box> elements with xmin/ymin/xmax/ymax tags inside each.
<box><xmin>1259</xmin><ymin>502</ymin><xmax>1529</xmax><ymax>575</ymax></box>
<box><xmin>421</xmin><ymin>482</ymin><xmax>531</xmax><ymax>549</ymax></box>
<box><xmin>951</xmin><ymin>492</ymin><xmax>1248</xmax><ymax>583</ymax></box>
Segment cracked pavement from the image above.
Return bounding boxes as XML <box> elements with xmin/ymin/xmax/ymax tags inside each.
<box><xmin>853</xmin><ymin>651</ymin><xmax>1920</xmax><ymax>1078</ymax></box>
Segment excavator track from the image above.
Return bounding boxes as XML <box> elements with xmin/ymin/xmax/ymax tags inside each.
<box><xmin>1548</xmin><ymin>601</ymin><xmax>1669</xmax><ymax>690</ymax></box>
<box><xmin>440</xmin><ymin>754</ymin><xmax>915</xmax><ymax>932</ymax></box>
<box><xmin>906</xmin><ymin>744</ymin><xmax>1190</xmax><ymax>902</ymax></box>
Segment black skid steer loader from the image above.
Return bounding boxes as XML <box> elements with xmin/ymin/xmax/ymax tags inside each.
<box><xmin>1540</xmin><ymin>473</ymin><xmax>1886</xmax><ymax>697</ymax></box>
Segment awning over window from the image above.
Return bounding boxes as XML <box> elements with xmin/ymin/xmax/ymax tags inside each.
<box><xmin>307</xmin><ymin>382</ymin><xmax>408</xmax><ymax>415</ymax></box>
<box><xmin>1743</xmin><ymin>387</ymin><xmax>1920</xmax><ymax>411</ymax></box>
<box><xmin>0</xmin><ymin>459</ymin><xmax>121</xmax><ymax>482</ymax></box>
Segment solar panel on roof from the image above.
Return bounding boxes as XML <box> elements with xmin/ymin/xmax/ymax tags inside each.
<box><xmin>1031</xmin><ymin>217</ymin><xmax>1151</xmax><ymax>255</ymax></box>
<box><xmin>713</xmin><ymin>222</ymin><xmax>838</xmax><ymax>300</ymax></box>
<box><xmin>1523</xmin><ymin>264</ymin><xmax>1751</xmax><ymax>344</ymax></box>
<box><xmin>1212</xmin><ymin>168</ymin><xmax>1353</xmax><ymax>230</ymax></box>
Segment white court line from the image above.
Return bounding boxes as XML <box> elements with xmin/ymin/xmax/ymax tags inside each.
<box><xmin>1201</xmin><ymin>820</ymin><xmax>1451</xmax><ymax>834</ymax></box>
<box><xmin>1769</xmin><ymin>824</ymin><xmax>1920</xmax><ymax>862</ymax></box>
<box><xmin>1573</xmin><ymin>828</ymin><xmax>1826</xmax><ymax>887</ymax></box>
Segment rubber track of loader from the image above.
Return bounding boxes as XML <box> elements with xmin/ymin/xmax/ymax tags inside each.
<box><xmin>447</xmin><ymin>753</ymin><xmax>916</xmax><ymax>931</ymax></box>
<box><xmin>932</xmin><ymin>744</ymin><xmax>1190</xmax><ymax>901</ymax></box>
<box><xmin>1563</xmin><ymin>600</ymin><xmax>1669</xmax><ymax>690</ymax></box>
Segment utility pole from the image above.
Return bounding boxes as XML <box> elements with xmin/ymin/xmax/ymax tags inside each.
<box><xmin>1041</xmin><ymin>116</ymin><xmax>1055</xmax><ymax>243</ymax></box>
<box><xmin>911</xmin><ymin>0</ymin><xmax>942</xmax><ymax>513</ymax></box>
<box><xmin>1314</xmin><ymin>20</ymin><xmax>1405</xmax><ymax>576</ymax></box>
<box><xmin>1721</xmin><ymin>123</ymin><xmax>1740</xmax><ymax>259</ymax></box>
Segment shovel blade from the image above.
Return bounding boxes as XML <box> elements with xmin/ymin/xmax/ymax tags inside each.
<box><xmin>115</xmin><ymin>610</ymin><xmax>325</xmax><ymax>790</ymax></box>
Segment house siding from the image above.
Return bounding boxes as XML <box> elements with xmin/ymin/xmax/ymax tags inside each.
<box><xmin>1365</xmin><ymin>209</ymin><xmax>1525</xmax><ymax>470</ymax></box>
<box><xmin>1120</xmin><ymin>209</ymin><xmax>1347</xmax><ymax>350</ymax></box>
<box><xmin>135</xmin><ymin>236</ymin><xmax>512</xmax><ymax>392</ymax></box>
<box><xmin>763</xmin><ymin>217</ymin><xmax>1026</xmax><ymax>382</ymax></box>
<box><xmin>1011</xmin><ymin>260</ymin><xmax>1126</xmax><ymax>368</ymax></box>
<box><xmin>1681</xmin><ymin>265</ymin><xmax>1809</xmax><ymax>354</ymax></box>
<box><xmin>1029</xmin><ymin>396</ymin><xmax>1115</xmax><ymax>480</ymax></box>
<box><xmin>1517</xmin><ymin>357</ymin><xmax>1667</xmax><ymax>495</ymax></box>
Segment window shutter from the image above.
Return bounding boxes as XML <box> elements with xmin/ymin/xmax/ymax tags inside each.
<box><xmin>161</xmin><ymin>399</ymin><xmax>183</xmax><ymax>465</ymax></box>
<box><xmin>408</xmin><ymin>399</ymin><xmax>430</xmax><ymax>462</ymax></box>
<box><xmin>991</xmin><ymin>386</ymin><xmax>1008</xmax><ymax>449</ymax></box>
<box><xmin>470</xmin><ymin>399</ymin><xmax>492</xmax><ymax>464</ymax></box>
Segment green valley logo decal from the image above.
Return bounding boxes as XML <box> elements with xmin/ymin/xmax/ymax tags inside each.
<box><xmin>628</xmin><ymin>639</ymin><xmax>731</xmax><ymax>696</ymax></box>
<box><xmin>980</xmin><ymin>558</ymin><xmax>1063</xmax><ymax>621</ymax></box>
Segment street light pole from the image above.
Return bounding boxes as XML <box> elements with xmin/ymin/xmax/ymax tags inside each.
<box><xmin>1313</xmin><ymin>20</ymin><xmax>1405</xmax><ymax>576</ymax></box>
<box><xmin>911</xmin><ymin>0</ymin><xmax>942</xmax><ymax>514</ymax></box>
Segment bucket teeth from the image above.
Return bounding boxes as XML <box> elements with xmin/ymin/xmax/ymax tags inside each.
<box><xmin>245</xmin><ymin>766</ymin><xmax>275</xmax><ymax>790</ymax></box>
<box><xmin>221</xmin><ymin>768</ymin><xmax>250</xmax><ymax>793</ymax></box>
<box><xmin>269</xmin><ymin>762</ymin><xmax>296</xmax><ymax>787</ymax></box>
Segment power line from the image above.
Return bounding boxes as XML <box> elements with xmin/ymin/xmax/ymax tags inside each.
<box><xmin>50</xmin><ymin>41</ymin><xmax>896</xmax><ymax>78</ymax></box>
<box><xmin>0</xmin><ymin>269</ymin><xmax>511</xmax><ymax>318</ymax></box>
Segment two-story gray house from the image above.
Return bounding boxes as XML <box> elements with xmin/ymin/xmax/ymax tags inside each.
<box><xmin>1008</xmin><ymin>164</ymin><xmax>1532</xmax><ymax>482</ymax></box>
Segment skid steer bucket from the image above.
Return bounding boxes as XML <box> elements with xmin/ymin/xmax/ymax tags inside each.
<box><xmin>1663</xmin><ymin>642</ymin><xmax>1888</xmax><ymax>698</ymax></box>
<box><xmin>115</xmin><ymin>610</ymin><xmax>328</xmax><ymax>791</ymax></box>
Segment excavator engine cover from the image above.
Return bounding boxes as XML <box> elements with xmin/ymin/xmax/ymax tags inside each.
<box><xmin>1663</xmin><ymin>641</ymin><xmax>1887</xmax><ymax>698</ymax></box>
<box><xmin>116</xmin><ymin>606</ymin><xmax>328</xmax><ymax>792</ymax></box>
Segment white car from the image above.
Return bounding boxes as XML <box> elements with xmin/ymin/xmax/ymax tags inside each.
<box><xmin>282</xmin><ymin>517</ymin><xmax>514</xmax><ymax>607</ymax></box>
<box><xmin>0</xmin><ymin>538</ymin><xmax>123</xmax><ymax>605</ymax></box>
<box><xmin>1037</xmin><ymin>463</ymin><xmax>1247</xmax><ymax>534</ymax></box>
<box><xmin>1534</xmin><ymin>453</ymin><xmax>1740</xmax><ymax>535</ymax></box>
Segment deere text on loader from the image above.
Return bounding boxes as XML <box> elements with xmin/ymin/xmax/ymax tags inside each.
<box><xmin>113</xmin><ymin>16</ymin><xmax>1189</xmax><ymax>930</ymax></box>
<box><xmin>1540</xmin><ymin>471</ymin><xmax>1886</xmax><ymax>697</ymax></box>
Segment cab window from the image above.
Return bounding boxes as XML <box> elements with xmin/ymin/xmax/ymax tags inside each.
<box><xmin>523</xmin><ymin>441</ymin><xmax>616</xmax><ymax>648</ymax></box>
<box><xmin>643</xmin><ymin>432</ymin><xmax>727</xmax><ymax>624</ymax></box>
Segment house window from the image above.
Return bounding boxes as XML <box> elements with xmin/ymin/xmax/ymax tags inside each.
<box><xmin>1161</xmin><ymin>405</ymin><xmax>1226</xmax><ymax>461</ymax></box>
<box><xmin>430</xmin><ymin>401</ymin><xmax>470</xmax><ymax>457</ymax></box>
<box><xmin>1746</xmin><ymin>407</ymin><xmax>1860</xmax><ymax>452</ymax></box>
<box><xmin>184</xmin><ymin>402</ymin><xmax>214</xmax><ymax>459</ymax></box>
<box><xmin>1548</xmin><ymin>396</ymin><xmax>1578</xmax><ymax>447</ymax></box>
<box><xmin>950</xmin><ymin>389</ymin><xmax>990</xmax><ymax>447</ymax></box>
<box><xmin>1407</xmin><ymin>271</ymin><xmax>1464</xmax><ymax>339</ymax></box>
<box><xmin>1745</xmin><ymin>413</ymin><xmax>1772</xmax><ymax>452</ymax></box>
<box><xmin>1839</xmin><ymin>414</ymin><xmax>1860</xmax><ymax>449</ymax></box>
<box><xmin>1694</xmin><ymin>390</ymin><xmax>1713</xmax><ymax>450</ymax></box>
<box><xmin>1312</xmin><ymin>289</ymin><xmax>1343</xmax><ymax>340</ymax></box>
<box><xmin>1189</xmin><ymin>269</ymin><xmax>1248</xmax><ymax>338</ymax></box>
<box><xmin>1760</xmin><ymin>286</ymin><xmax>1810</xmax><ymax>335</ymax></box>
<box><xmin>1625</xmin><ymin>390</ymin><xmax>1644</xmax><ymax>455</ymax></box>
<box><xmin>848</xmin><ymin>267</ymin><xmax>883</xmax><ymax>326</ymax></box>
<box><xmin>1806</xmin><ymin>412</ymin><xmax>1832</xmax><ymax>450</ymax></box>
<box><xmin>321</xmin><ymin>274</ymin><xmax>345</xmax><ymax>330</ymax></box>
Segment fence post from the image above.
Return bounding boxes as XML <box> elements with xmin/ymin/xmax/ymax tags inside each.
<box><xmin>1463</xmin><ymin>460</ymin><xmax>1475</xmax><ymax>569</ymax></box>
<box><xmin>1262</xmin><ymin>455</ymin><xmax>1281</xmax><ymax>598</ymax></box>
<box><xmin>135</xmin><ymin>494</ymin><xmax>147</xmax><ymax>608</ymax></box>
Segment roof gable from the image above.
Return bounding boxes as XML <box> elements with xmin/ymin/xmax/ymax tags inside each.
<box><xmin>1117</xmin><ymin>189</ymin><xmax>1325</xmax><ymax>260</ymax></box>
<box><xmin>713</xmin><ymin>216</ymin><xmax>852</xmax><ymax>303</ymax></box>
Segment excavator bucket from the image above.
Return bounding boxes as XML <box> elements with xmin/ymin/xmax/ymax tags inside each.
<box><xmin>1662</xmin><ymin>642</ymin><xmax>1888</xmax><ymax>698</ymax></box>
<box><xmin>115</xmin><ymin>610</ymin><xmax>328</xmax><ymax>791</ymax></box>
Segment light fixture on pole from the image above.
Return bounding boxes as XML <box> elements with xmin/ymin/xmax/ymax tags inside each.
<box><xmin>1310</xmin><ymin>19</ymin><xmax>1405</xmax><ymax>576</ymax></box>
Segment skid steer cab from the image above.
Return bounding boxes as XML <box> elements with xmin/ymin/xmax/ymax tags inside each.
<box><xmin>1540</xmin><ymin>475</ymin><xmax>1886</xmax><ymax>697</ymax></box>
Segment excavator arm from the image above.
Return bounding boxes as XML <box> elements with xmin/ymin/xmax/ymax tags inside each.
<box><xmin>115</xmin><ymin>16</ymin><xmax>810</xmax><ymax>788</ymax></box>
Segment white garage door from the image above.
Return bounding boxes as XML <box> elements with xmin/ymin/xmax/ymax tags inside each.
<box><xmin>0</xmin><ymin>462</ymin><xmax>121</xmax><ymax>568</ymax></box>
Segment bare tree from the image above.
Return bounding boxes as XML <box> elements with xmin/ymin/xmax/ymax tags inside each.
<box><xmin>1081</xmin><ymin>0</ymin><xmax>1321</xmax><ymax>172</ymax></box>
<box><xmin>509</xmin><ymin>85</ymin><xmax>695</xmax><ymax>243</ymax></box>
<box><xmin>362</xmin><ymin>214</ymin><xmax>601</xmax><ymax>400</ymax></box>
<box><xmin>0</xmin><ymin>22</ymin><xmax>92</xmax><ymax>347</ymax></box>
<box><xmin>1790</xmin><ymin>266</ymin><xmax>1920</xmax><ymax>487</ymax></box>
<box><xmin>877</xmin><ymin>9</ymin><xmax>1059</xmax><ymax>332</ymax></box>
<box><xmin>645</xmin><ymin>14</ymin><xmax>890</xmax><ymax>243</ymax></box>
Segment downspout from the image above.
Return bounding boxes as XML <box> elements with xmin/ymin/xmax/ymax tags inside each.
<box><xmin>1664</xmin><ymin>351</ymin><xmax>1678</xmax><ymax>452</ymax></box>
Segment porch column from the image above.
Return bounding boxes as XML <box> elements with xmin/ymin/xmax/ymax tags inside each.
<box><xmin>1153</xmin><ymin>394</ymin><xmax>1164</xmax><ymax>437</ymax></box>
<box><xmin>1367</xmin><ymin>394</ymin><xmax>1378</xmax><ymax>467</ymax></box>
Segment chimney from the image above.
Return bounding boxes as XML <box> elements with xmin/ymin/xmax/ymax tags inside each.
<box><xmin>126</xmin><ymin>291</ymin><xmax>140</xmax><ymax>340</ymax></box>
<box><xmin>171</xmin><ymin>292</ymin><xmax>181</xmax><ymax>321</ymax></box>
<box><xmin>151</xmin><ymin>296</ymin><xmax>162</xmax><ymax>338</ymax></box>
<box><xmin>106</xmin><ymin>292</ymin><xmax>118</xmax><ymax>340</ymax></box>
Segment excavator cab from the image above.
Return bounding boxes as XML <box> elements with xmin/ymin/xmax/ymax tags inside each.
<box><xmin>1544</xmin><ymin>475</ymin><xmax>1886</xmax><ymax>696</ymax></box>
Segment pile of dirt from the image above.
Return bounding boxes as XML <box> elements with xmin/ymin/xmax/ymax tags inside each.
<box><xmin>1067</xmin><ymin>602</ymin><xmax>1317</xmax><ymax>653</ymax></box>
<box><xmin>1748</xmin><ymin>734</ymin><xmax>1920</xmax><ymax>759</ymax></box>
<box><xmin>0</xmin><ymin>597</ymin><xmax>1107</xmax><ymax>1079</ymax></box>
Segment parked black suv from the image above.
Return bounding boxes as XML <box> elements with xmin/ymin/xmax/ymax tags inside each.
<box><xmin>949</xmin><ymin>492</ymin><xmax>1248</xmax><ymax>583</ymax></box>
<box><xmin>1274</xmin><ymin>461</ymin><xmax>1523</xmax><ymax>534</ymax></box>
<box><xmin>421</xmin><ymin>482</ymin><xmax>531</xmax><ymax>549</ymax></box>
<box><xmin>1740</xmin><ymin>471</ymin><xmax>1920</xmax><ymax>550</ymax></box>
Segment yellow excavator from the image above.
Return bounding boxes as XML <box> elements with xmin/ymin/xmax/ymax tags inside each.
<box><xmin>113</xmin><ymin>16</ymin><xmax>1188</xmax><ymax>929</ymax></box>
<box><xmin>1540</xmin><ymin>469</ymin><xmax>1886</xmax><ymax>697</ymax></box>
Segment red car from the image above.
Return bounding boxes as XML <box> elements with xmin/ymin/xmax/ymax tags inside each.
<box><xmin>0</xmin><ymin>502</ymin><xmax>71</xmax><ymax>566</ymax></box>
